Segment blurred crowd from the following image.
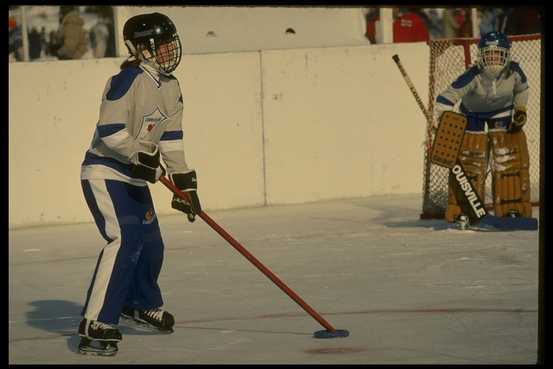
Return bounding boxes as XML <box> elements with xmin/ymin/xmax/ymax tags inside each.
<box><xmin>365</xmin><ymin>7</ymin><xmax>542</xmax><ymax>44</ymax></box>
<box><xmin>9</xmin><ymin>5</ymin><xmax>115</xmax><ymax>62</ymax></box>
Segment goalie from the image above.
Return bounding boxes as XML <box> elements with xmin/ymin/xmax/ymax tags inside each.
<box><xmin>433</xmin><ymin>31</ymin><xmax>532</xmax><ymax>223</ymax></box>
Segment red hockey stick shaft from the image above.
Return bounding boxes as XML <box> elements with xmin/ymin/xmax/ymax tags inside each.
<box><xmin>159</xmin><ymin>175</ymin><xmax>336</xmax><ymax>332</ymax></box>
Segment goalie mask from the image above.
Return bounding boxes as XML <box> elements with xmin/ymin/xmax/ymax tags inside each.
<box><xmin>123</xmin><ymin>12</ymin><xmax>182</xmax><ymax>74</ymax></box>
<box><xmin>477</xmin><ymin>31</ymin><xmax>511</xmax><ymax>79</ymax></box>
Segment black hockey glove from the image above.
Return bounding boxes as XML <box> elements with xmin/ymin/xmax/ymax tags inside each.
<box><xmin>171</xmin><ymin>170</ymin><xmax>202</xmax><ymax>222</ymax></box>
<box><xmin>130</xmin><ymin>143</ymin><xmax>166</xmax><ymax>183</ymax></box>
<box><xmin>509</xmin><ymin>107</ymin><xmax>527</xmax><ymax>133</ymax></box>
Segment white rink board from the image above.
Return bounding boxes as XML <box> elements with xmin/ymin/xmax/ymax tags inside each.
<box><xmin>261</xmin><ymin>43</ymin><xmax>428</xmax><ymax>204</ymax></box>
<box><xmin>9</xmin><ymin>43</ymin><xmax>429</xmax><ymax>228</ymax></box>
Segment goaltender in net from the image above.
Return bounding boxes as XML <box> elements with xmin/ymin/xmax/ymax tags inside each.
<box><xmin>433</xmin><ymin>31</ymin><xmax>533</xmax><ymax>224</ymax></box>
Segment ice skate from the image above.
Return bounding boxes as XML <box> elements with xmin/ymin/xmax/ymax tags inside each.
<box><xmin>78</xmin><ymin>319</ymin><xmax>122</xmax><ymax>356</ymax></box>
<box><xmin>120</xmin><ymin>306</ymin><xmax>175</xmax><ymax>333</ymax></box>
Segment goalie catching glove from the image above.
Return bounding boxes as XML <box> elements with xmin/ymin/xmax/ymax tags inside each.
<box><xmin>171</xmin><ymin>170</ymin><xmax>202</xmax><ymax>222</ymax></box>
<box><xmin>510</xmin><ymin>107</ymin><xmax>527</xmax><ymax>132</ymax></box>
<box><xmin>130</xmin><ymin>142</ymin><xmax>165</xmax><ymax>183</ymax></box>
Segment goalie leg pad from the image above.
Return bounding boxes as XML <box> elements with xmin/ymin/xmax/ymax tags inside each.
<box><xmin>446</xmin><ymin>132</ymin><xmax>489</xmax><ymax>222</ymax></box>
<box><xmin>489</xmin><ymin>130</ymin><xmax>532</xmax><ymax>217</ymax></box>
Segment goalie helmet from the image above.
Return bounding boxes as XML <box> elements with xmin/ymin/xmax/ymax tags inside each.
<box><xmin>477</xmin><ymin>31</ymin><xmax>511</xmax><ymax>78</ymax></box>
<box><xmin>123</xmin><ymin>12</ymin><xmax>182</xmax><ymax>74</ymax></box>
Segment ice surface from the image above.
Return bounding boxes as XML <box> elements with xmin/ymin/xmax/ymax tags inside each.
<box><xmin>9</xmin><ymin>194</ymin><xmax>540</xmax><ymax>364</ymax></box>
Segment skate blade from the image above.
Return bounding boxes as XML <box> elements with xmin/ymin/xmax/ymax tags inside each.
<box><xmin>78</xmin><ymin>339</ymin><xmax>118</xmax><ymax>356</ymax></box>
<box><xmin>120</xmin><ymin>315</ymin><xmax>174</xmax><ymax>334</ymax></box>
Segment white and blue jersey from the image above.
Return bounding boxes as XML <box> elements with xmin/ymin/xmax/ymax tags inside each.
<box><xmin>81</xmin><ymin>61</ymin><xmax>190</xmax><ymax>184</ymax></box>
<box><xmin>80</xmin><ymin>61</ymin><xmax>190</xmax><ymax>324</ymax></box>
<box><xmin>434</xmin><ymin>62</ymin><xmax>529</xmax><ymax>132</ymax></box>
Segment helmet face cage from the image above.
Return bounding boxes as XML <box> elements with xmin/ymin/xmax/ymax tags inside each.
<box><xmin>478</xmin><ymin>45</ymin><xmax>510</xmax><ymax>75</ymax></box>
<box><xmin>477</xmin><ymin>31</ymin><xmax>511</xmax><ymax>77</ymax></box>
<box><xmin>124</xmin><ymin>13</ymin><xmax>182</xmax><ymax>74</ymax></box>
<box><xmin>141</xmin><ymin>33</ymin><xmax>182</xmax><ymax>74</ymax></box>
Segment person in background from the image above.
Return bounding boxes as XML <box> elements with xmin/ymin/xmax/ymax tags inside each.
<box><xmin>9</xmin><ymin>16</ymin><xmax>24</xmax><ymax>62</ymax></box>
<box><xmin>478</xmin><ymin>7</ymin><xmax>504</xmax><ymax>35</ymax></box>
<box><xmin>393</xmin><ymin>8</ymin><xmax>429</xmax><ymax>43</ymax></box>
<box><xmin>503</xmin><ymin>7</ymin><xmax>542</xmax><ymax>35</ymax></box>
<box><xmin>434</xmin><ymin>31</ymin><xmax>532</xmax><ymax>224</ymax></box>
<box><xmin>28</xmin><ymin>27</ymin><xmax>42</xmax><ymax>60</ymax></box>
<box><xmin>364</xmin><ymin>8</ymin><xmax>379</xmax><ymax>44</ymax></box>
<box><xmin>421</xmin><ymin>8</ymin><xmax>445</xmax><ymax>40</ymax></box>
<box><xmin>442</xmin><ymin>8</ymin><xmax>462</xmax><ymax>39</ymax></box>
<box><xmin>56</xmin><ymin>6</ymin><xmax>89</xmax><ymax>60</ymax></box>
<box><xmin>90</xmin><ymin>14</ymin><xmax>110</xmax><ymax>58</ymax></box>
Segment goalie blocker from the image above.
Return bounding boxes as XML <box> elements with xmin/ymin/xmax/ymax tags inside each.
<box><xmin>430</xmin><ymin>111</ymin><xmax>537</xmax><ymax>230</ymax></box>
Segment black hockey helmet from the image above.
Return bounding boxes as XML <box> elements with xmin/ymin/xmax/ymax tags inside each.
<box><xmin>123</xmin><ymin>12</ymin><xmax>182</xmax><ymax>74</ymax></box>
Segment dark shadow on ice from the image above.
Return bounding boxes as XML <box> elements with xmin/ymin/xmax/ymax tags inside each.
<box><xmin>26</xmin><ymin>300</ymin><xmax>83</xmax><ymax>354</ymax></box>
<box><xmin>25</xmin><ymin>299</ymin><xmax>162</xmax><ymax>354</ymax></box>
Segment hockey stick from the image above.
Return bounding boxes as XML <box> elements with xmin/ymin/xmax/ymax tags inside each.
<box><xmin>158</xmin><ymin>175</ymin><xmax>349</xmax><ymax>338</ymax></box>
<box><xmin>392</xmin><ymin>54</ymin><xmax>435</xmax><ymax>152</ymax></box>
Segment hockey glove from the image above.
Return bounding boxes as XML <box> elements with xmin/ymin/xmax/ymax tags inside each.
<box><xmin>170</xmin><ymin>170</ymin><xmax>202</xmax><ymax>222</ymax></box>
<box><xmin>509</xmin><ymin>107</ymin><xmax>527</xmax><ymax>132</ymax></box>
<box><xmin>130</xmin><ymin>143</ymin><xmax>166</xmax><ymax>183</ymax></box>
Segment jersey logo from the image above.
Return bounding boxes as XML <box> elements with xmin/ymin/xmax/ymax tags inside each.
<box><xmin>138</xmin><ymin>107</ymin><xmax>168</xmax><ymax>138</ymax></box>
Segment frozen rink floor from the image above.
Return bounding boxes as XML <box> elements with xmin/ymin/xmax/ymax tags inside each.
<box><xmin>9</xmin><ymin>194</ymin><xmax>540</xmax><ymax>364</ymax></box>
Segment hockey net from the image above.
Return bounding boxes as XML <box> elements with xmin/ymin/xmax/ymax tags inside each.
<box><xmin>421</xmin><ymin>34</ymin><xmax>541</xmax><ymax>219</ymax></box>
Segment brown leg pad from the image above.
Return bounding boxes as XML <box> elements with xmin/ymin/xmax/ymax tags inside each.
<box><xmin>446</xmin><ymin>132</ymin><xmax>489</xmax><ymax>222</ymax></box>
<box><xmin>489</xmin><ymin>130</ymin><xmax>532</xmax><ymax>217</ymax></box>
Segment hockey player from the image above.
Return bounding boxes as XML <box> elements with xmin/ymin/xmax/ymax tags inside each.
<box><xmin>78</xmin><ymin>12</ymin><xmax>201</xmax><ymax>356</ymax></box>
<box><xmin>433</xmin><ymin>31</ymin><xmax>532</xmax><ymax>224</ymax></box>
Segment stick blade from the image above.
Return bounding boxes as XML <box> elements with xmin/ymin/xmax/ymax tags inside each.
<box><xmin>313</xmin><ymin>329</ymin><xmax>350</xmax><ymax>339</ymax></box>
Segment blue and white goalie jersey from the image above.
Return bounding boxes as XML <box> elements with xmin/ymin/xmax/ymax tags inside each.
<box><xmin>434</xmin><ymin>62</ymin><xmax>529</xmax><ymax>124</ymax></box>
<box><xmin>81</xmin><ymin>62</ymin><xmax>190</xmax><ymax>185</ymax></box>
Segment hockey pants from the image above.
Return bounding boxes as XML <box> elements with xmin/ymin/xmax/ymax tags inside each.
<box><xmin>80</xmin><ymin>179</ymin><xmax>165</xmax><ymax>324</ymax></box>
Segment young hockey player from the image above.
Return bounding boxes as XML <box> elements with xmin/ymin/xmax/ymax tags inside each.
<box><xmin>78</xmin><ymin>12</ymin><xmax>201</xmax><ymax>356</ymax></box>
<box><xmin>433</xmin><ymin>31</ymin><xmax>532</xmax><ymax>225</ymax></box>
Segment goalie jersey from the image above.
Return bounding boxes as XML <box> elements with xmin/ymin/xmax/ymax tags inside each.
<box><xmin>81</xmin><ymin>62</ymin><xmax>190</xmax><ymax>185</ymax></box>
<box><xmin>435</xmin><ymin>62</ymin><xmax>529</xmax><ymax>126</ymax></box>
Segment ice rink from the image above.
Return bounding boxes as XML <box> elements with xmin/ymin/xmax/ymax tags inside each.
<box><xmin>9</xmin><ymin>194</ymin><xmax>540</xmax><ymax>364</ymax></box>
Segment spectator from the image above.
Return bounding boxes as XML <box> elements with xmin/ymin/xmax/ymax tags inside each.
<box><xmin>28</xmin><ymin>27</ymin><xmax>42</xmax><ymax>60</ymax></box>
<box><xmin>89</xmin><ymin>13</ymin><xmax>110</xmax><ymax>58</ymax></box>
<box><xmin>503</xmin><ymin>7</ymin><xmax>541</xmax><ymax>35</ymax></box>
<box><xmin>56</xmin><ymin>6</ymin><xmax>89</xmax><ymax>60</ymax></box>
<box><xmin>365</xmin><ymin>8</ymin><xmax>379</xmax><ymax>44</ymax></box>
<box><xmin>421</xmin><ymin>8</ymin><xmax>445</xmax><ymax>40</ymax></box>
<box><xmin>456</xmin><ymin>8</ymin><xmax>473</xmax><ymax>37</ymax></box>
<box><xmin>48</xmin><ymin>29</ymin><xmax>62</xmax><ymax>57</ymax></box>
<box><xmin>442</xmin><ymin>8</ymin><xmax>462</xmax><ymax>38</ymax></box>
<box><xmin>9</xmin><ymin>16</ymin><xmax>24</xmax><ymax>61</ymax></box>
<box><xmin>479</xmin><ymin>7</ymin><xmax>504</xmax><ymax>35</ymax></box>
<box><xmin>40</xmin><ymin>27</ymin><xmax>48</xmax><ymax>57</ymax></box>
<box><xmin>393</xmin><ymin>8</ymin><xmax>429</xmax><ymax>43</ymax></box>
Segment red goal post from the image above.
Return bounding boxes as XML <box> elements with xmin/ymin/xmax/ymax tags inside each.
<box><xmin>421</xmin><ymin>34</ymin><xmax>542</xmax><ymax>219</ymax></box>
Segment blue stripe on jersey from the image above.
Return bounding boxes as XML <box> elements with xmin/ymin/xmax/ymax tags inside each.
<box><xmin>509</xmin><ymin>62</ymin><xmax>527</xmax><ymax>84</ymax></box>
<box><xmin>83</xmin><ymin>151</ymin><xmax>134</xmax><ymax>178</ymax></box>
<box><xmin>97</xmin><ymin>123</ymin><xmax>125</xmax><ymax>138</ymax></box>
<box><xmin>460</xmin><ymin>103</ymin><xmax>514</xmax><ymax>118</ymax></box>
<box><xmin>106</xmin><ymin>67</ymin><xmax>143</xmax><ymax>101</ymax></box>
<box><xmin>451</xmin><ymin>66</ymin><xmax>481</xmax><ymax>89</ymax></box>
<box><xmin>160</xmin><ymin>130</ymin><xmax>183</xmax><ymax>141</ymax></box>
<box><xmin>436</xmin><ymin>95</ymin><xmax>455</xmax><ymax>106</ymax></box>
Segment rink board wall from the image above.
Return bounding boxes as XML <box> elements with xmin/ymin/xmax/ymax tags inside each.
<box><xmin>9</xmin><ymin>43</ymin><xmax>428</xmax><ymax>228</ymax></box>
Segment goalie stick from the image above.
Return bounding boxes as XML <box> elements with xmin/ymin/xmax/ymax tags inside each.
<box><xmin>159</xmin><ymin>175</ymin><xmax>349</xmax><ymax>339</ymax></box>
<box><xmin>392</xmin><ymin>54</ymin><xmax>435</xmax><ymax>152</ymax></box>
